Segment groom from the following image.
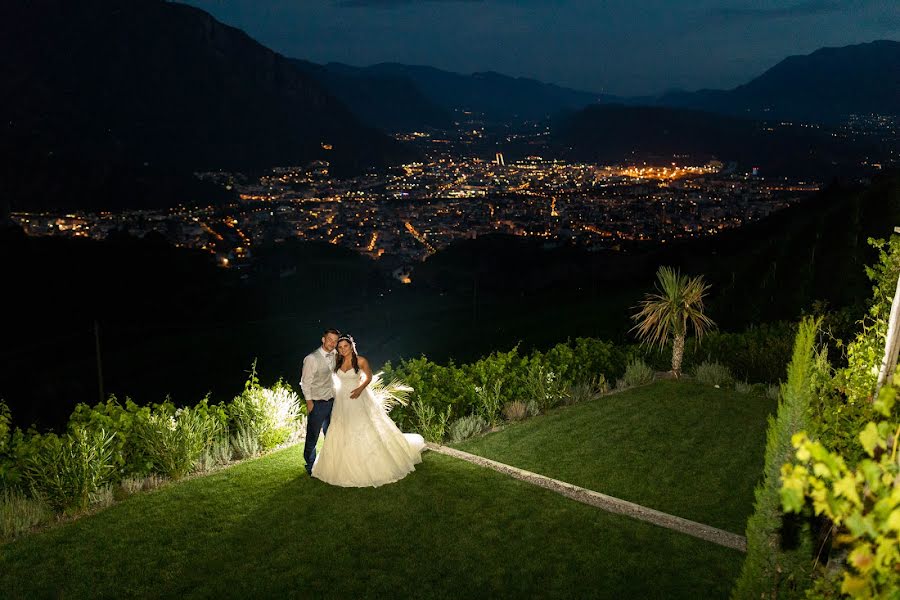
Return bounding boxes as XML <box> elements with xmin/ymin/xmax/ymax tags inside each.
<box><xmin>301</xmin><ymin>328</ymin><xmax>340</xmax><ymax>475</ymax></box>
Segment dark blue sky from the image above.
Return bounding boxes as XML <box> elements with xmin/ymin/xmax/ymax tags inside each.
<box><xmin>185</xmin><ymin>0</ymin><xmax>897</xmax><ymax>96</ymax></box>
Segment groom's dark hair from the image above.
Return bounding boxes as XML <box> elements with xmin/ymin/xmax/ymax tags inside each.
<box><xmin>323</xmin><ymin>328</ymin><xmax>340</xmax><ymax>337</ymax></box>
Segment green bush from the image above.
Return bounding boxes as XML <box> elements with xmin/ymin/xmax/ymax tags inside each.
<box><xmin>523</xmin><ymin>363</ymin><xmax>569</xmax><ymax>412</ymax></box>
<box><xmin>475</xmin><ymin>380</ymin><xmax>504</xmax><ymax>427</ymax></box>
<box><xmin>622</xmin><ymin>359</ymin><xmax>654</xmax><ymax>388</ymax></box>
<box><xmin>229</xmin><ymin>367</ymin><xmax>302</xmax><ymax>452</ymax></box>
<box><xmin>0</xmin><ymin>487</ymin><xmax>50</xmax><ymax>541</ymax></box>
<box><xmin>136</xmin><ymin>400</ymin><xmax>223</xmax><ymax>480</ymax></box>
<box><xmin>448</xmin><ymin>415</ymin><xmax>488</xmax><ymax>444</ymax></box>
<box><xmin>18</xmin><ymin>427</ymin><xmax>118</xmax><ymax>513</ymax></box>
<box><xmin>230</xmin><ymin>425</ymin><xmax>259</xmax><ymax>460</ymax></box>
<box><xmin>410</xmin><ymin>399</ymin><xmax>451</xmax><ymax>443</ymax></box>
<box><xmin>694</xmin><ymin>361</ymin><xmax>734</xmax><ymax>387</ymax></box>
<box><xmin>68</xmin><ymin>397</ymin><xmax>155</xmax><ymax>477</ymax></box>
<box><xmin>566</xmin><ymin>378</ymin><xmax>605</xmax><ymax>405</ymax></box>
<box><xmin>0</xmin><ymin>401</ymin><xmax>19</xmax><ymax>490</ymax></box>
<box><xmin>641</xmin><ymin>323</ymin><xmax>796</xmax><ymax>384</ymax></box>
<box><xmin>732</xmin><ymin>317</ymin><xmax>820</xmax><ymax>599</ymax></box>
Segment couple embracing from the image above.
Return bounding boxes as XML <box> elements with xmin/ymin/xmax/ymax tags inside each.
<box><xmin>301</xmin><ymin>329</ymin><xmax>426</xmax><ymax>487</ymax></box>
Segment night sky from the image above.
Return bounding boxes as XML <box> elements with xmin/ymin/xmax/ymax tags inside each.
<box><xmin>184</xmin><ymin>0</ymin><xmax>897</xmax><ymax>96</ymax></box>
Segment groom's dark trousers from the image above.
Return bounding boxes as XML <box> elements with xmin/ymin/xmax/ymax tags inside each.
<box><xmin>304</xmin><ymin>399</ymin><xmax>334</xmax><ymax>474</ymax></box>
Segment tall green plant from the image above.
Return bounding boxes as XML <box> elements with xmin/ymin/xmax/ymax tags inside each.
<box><xmin>631</xmin><ymin>266</ymin><xmax>716</xmax><ymax>378</ymax></box>
<box><xmin>780</xmin><ymin>375</ymin><xmax>899</xmax><ymax>597</ymax></box>
<box><xmin>732</xmin><ymin>317</ymin><xmax>821</xmax><ymax>599</ymax></box>
<box><xmin>19</xmin><ymin>427</ymin><xmax>117</xmax><ymax>513</ymax></box>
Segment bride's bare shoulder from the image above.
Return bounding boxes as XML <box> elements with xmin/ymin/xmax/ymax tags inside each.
<box><xmin>357</xmin><ymin>356</ymin><xmax>371</xmax><ymax>368</ymax></box>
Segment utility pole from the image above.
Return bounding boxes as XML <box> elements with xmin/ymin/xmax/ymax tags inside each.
<box><xmin>94</xmin><ymin>320</ymin><xmax>105</xmax><ymax>403</ymax></box>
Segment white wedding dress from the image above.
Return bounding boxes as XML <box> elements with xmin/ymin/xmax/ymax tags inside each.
<box><xmin>311</xmin><ymin>368</ymin><xmax>425</xmax><ymax>487</ymax></box>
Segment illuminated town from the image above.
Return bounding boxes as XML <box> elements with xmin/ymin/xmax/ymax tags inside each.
<box><xmin>11</xmin><ymin>150</ymin><xmax>821</xmax><ymax>274</ymax></box>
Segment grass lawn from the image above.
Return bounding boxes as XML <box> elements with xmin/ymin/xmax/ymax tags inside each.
<box><xmin>1</xmin><ymin>445</ymin><xmax>744</xmax><ymax>599</ymax></box>
<box><xmin>455</xmin><ymin>380</ymin><xmax>775</xmax><ymax>535</ymax></box>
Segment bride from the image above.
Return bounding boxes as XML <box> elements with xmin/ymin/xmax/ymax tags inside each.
<box><xmin>311</xmin><ymin>334</ymin><xmax>425</xmax><ymax>487</ymax></box>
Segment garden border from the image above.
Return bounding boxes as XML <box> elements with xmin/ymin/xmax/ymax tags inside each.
<box><xmin>428</xmin><ymin>443</ymin><xmax>747</xmax><ymax>553</ymax></box>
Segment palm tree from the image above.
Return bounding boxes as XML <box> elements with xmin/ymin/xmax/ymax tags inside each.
<box><xmin>631</xmin><ymin>266</ymin><xmax>716</xmax><ymax>378</ymax></box>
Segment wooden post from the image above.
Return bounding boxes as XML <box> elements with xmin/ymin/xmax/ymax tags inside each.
<box><xmin>874</xmin><ymin>227</ymin><xmax>900</xmax><ymax>399</ymax></box>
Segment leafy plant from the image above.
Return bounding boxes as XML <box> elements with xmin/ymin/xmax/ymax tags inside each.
<box><xmin>230</xmin><ymin>425</ymin><xmax>260</xmax><ymax>460</ymax></box>
<box><xmin>19</xmin><ymin>427</ymin><xmax>118</xmax><ymax>513</ymax></box>
<box><xmin>631</xmin><ymin>266</ymin><xmax>716</xmax><ymax>377</ymax></box>
<box><xmin>448</xmin><ymin>415</ymin><xmax>489</xmax><ymax>444</ymax></box>
<box><xmin>523</xmin><ymin>364</ymin><xmax>568</xmax><ymax>412</ymax></box>
<box><xmin>369</xmin><ymin>374</ymin><xmax>413</xmax><ymax>413</ymax></box>
<box><xmin>780</xmin><ymin>373</ymin><xmax>899</xmax><ymax>599</ymax></box>
<box><xmin>622</xmin><ymin>359</ymin><xmax>654</xmax><ymax>388</ymax></box>
<box><xmin>694</xmin><ymin>361</ymin><xmax>734</xmax><ymax>388</ymax></box>
<box><xmin>566</xmin><ymin>379</ymin><xmax>604</xmax><ymax>405</ymax></box>
<box><xmin>0</xmin><ymin>487</ymin><xmax>50</xmax><ymax>541</ymax></box>
<box><xmin>735</xmin><ymin>381</ymin><xmax>754</xmax><ymax>394</ymax></box>
<box><xmin>410</xmin><ymin>399</ymin><xmax>451</xmax><ymax>443</ymax></box>
<box><xmin>136</xmin><ymin>402</ymin><xmax>221</xmax><ymax>479</ymax></box>
<box><xmin>475</xmin><ymin>379</ymin><xmax>504</xmax><ymax>427</ymax></box>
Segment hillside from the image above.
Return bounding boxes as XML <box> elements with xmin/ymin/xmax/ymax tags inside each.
<box><xmin>0</xmin><ymin>0</ymin><xmax>414</xmax><ymax>210</ymax></box>
<box><xmin>654</xmin><ymin>40</ymin><xmax>900</xmax><ymax>123</ymax></box>
<box><xmin>1</xmin><ymin>381</ymin><xmax>757</xmax><ymax>598</ymax></box>
<box><xmin>554</xmin><ymin>104</ymin><xmax>880</xmax><ymax>177</ymax></box>
<box><xmin>358</xmin><ymin>63</ymin><xmax>612</xmax><ymax>121</ymax></box>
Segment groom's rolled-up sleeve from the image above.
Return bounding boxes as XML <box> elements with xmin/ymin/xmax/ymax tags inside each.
<box><xmin>300</xmin><ymin>355</ymin><xmax>314</xmax><ymax>400</ymax></box>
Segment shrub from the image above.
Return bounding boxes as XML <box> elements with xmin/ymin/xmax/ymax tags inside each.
<box><xmin>382</xmin><ymin>357</ymin><xmax>472</xmax><ymax>430</ymax></box>
<box><xmin>197</xmin><ymin>436</ymin><xmax>232</xmax><ymax>473</ymax></box>
<box><xmin>566</xmin><ymin>379</ymin><xmax>604</xmax><ymax>405</ymax></box>
<box><xmin>732</xmin><ymin>317</ymin><xmax>820</xmax><ymax>599</ymax></box>
<box><xmin>230</xmin><ymin>425</ymin><xmax>260</xmax><ymax>460</ymax></box>
<box><xmin>524</xmin><ymin>399</ymin><xmax>540</xmax><ymax>417</ymax></box>
<box><xmin>68</xmin><ymin>396</ymin><xmax>155</xmax><ymax>477</ymax></box>
<box><xmin>503</xmin><ymin>401</ymin><xmax>528</xmax><ymax>421</ymax></box>
<box><xmin>410</xmin><ymin>399</ymin><xmax>451</xmax><ymax>443</ymax></box>
<box><xmin>622</xmin><ymin>359</ymin><xmax>654</xmax><ymax>388</ymax></box>
<box><xmin>119</xmin><ymin>477</ymin><xmax>144</xmax><ymax>496</ymax></box>
<box><xmin>734</xmin><ymin>381</ymin><xmax>755</xmax><ymax>394</ymax></box>
<box><xmin>89</xmin><ymin>484</ymin><xmax>115</xmax><ymax>509</ymax></box>
<box><xmin>694</xmin><ymin>360</ymin><xmax>734</xmax><ymax>387</ymax></box>
<box><xmin>523</xmin><ymin>364</ymin><xmax>569</xmax><ymax>412</ymax></box>
<box><xmin>475</xmin><ymin>380</ymin><xmax>504</xmax><ymax>427</ymax></box>
<box><xmin>0</xmin><ymin>488</ymin><xmax>50</xmax><ymax>540</ymax></box>
<box><xmin>19</xmin><ymin>427</ymin><xmax>118</xmax><ymax>513</ymax></box>
<box><xmin>448</xmin><ymin>415</ymin><xmax>489</xmax><ymax>444</ymax></box>
<box><xmin>780</xmin><ymin>378</ymin><xmax>900</xmax><ymax>598</ymax></box>
<box><xmin>766</xmin><ymin>384</ymin><xmax>781</xmax><ymax>401</ymax></box>
<box><xmin>136</xmin><ymin>401</ymin><xmax>222</xmax><ymax>479</ymax></box>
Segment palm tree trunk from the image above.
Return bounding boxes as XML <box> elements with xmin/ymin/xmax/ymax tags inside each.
<box><xmin>672</xmin><ymin>333</ymin><xmax>685</xmax><ymax>378</ymax></box>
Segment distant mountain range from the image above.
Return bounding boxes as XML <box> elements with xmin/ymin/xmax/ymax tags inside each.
<box><xmin>294</xmin><ymin>41</ymin><xmax>899</xmax><ymax>132</ymax></box>
<box><xmin>649</xmin><ymin>40</ymin><xmax>900</xmax><ymax>123</ymax></box>
<box><xmin>554</xmin><ymin>105</ymin><xmax>881</xmax><ymax>177</ymax></box>
<box><xmin>0</xmin><ymin>0</ymin><xmax>414</xmax><ymax>209</ymax></box>
<box><xmin>1</xmin><ymin>0</ymin><xmax>895</xmax><ymax>211</ymax></box>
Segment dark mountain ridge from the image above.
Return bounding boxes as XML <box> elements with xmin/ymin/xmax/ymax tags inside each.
<box><xmin>344</xmin><ymin>62</ymin><xmax>615</xmax><ymax>122</ymax></box>
<box><xmin>0</xmin><ymin>0</ymin><xmax>414</xmax><ymax>209</ymax></box>
<box><xmin>555</xmin><ymin>104</ymin><xmax>882</xmax><ymax>177</ymax></box>
<box><xmin>653</xmin><ymin>40</ymin><xmax>900</xmax><ymax>123</ymax></box>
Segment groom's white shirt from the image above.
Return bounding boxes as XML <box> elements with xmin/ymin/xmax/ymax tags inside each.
<box><xmin>301</xmin><ymin>347</ymin><xmax>337</xmax><ymax>401</ymax></box>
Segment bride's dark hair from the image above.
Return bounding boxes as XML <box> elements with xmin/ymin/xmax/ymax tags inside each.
<box><xmin>334</xmin><ymin>334</ymin><xmax>360</xmax><ymax>374</ymax></box>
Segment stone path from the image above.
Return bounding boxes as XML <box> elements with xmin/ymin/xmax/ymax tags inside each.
<box><xmin>427</xmin><ymin>443</ymin><xmax>747</xmax><ymax>553</ymax></box>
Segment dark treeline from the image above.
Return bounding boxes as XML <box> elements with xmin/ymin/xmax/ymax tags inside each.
<box><xmin>2</xmin><ymin>171</ymin><xmax>898</xmax><ymax>430</ymax></box>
